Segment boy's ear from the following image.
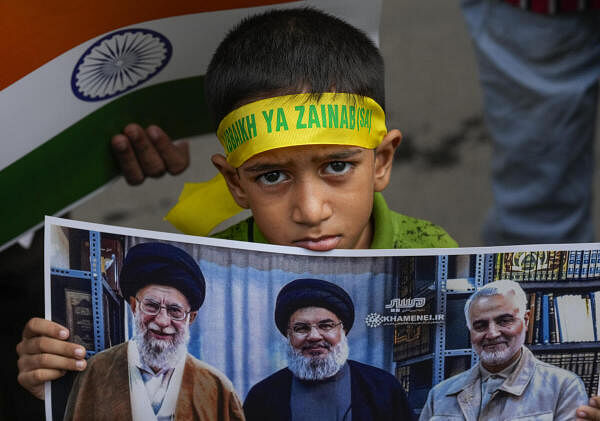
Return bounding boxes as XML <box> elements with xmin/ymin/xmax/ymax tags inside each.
<box><xmin>374</xmin><ymin>129</ymin><xmax>402</xmax><ymax>192</ymax></box>
<box><xmin>211</xmin><ymin>154</ymin><xmax>250</xmax><ymax>209</ymax></box>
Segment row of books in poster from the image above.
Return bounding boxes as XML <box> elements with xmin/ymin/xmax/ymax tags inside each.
<box><xmin>494</xmin><ymin>250</ymin><xmax>600</xmax><ymax>282</ymax></box>
<box><xmin>395</xmin><ymin>348</ymin><xmax>600</xmax><ymax>399</ymax></box>
<box><xmin>536</xmin><ymin>352</ymin><xmax>599</xmax><ymax>397</ymax></box>
<box><xmin>526</xmin><ymin>291</ymin><xmax>600</xmax><ymax>345</ymax></box>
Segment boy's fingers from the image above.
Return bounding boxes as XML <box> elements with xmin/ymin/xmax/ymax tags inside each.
<box><xmin>111</xmin><ymin>132</ymin><xmax>145</xmax><ymax>185</ymax></box>
<box><xmin>124</xmin><ymin>124</ymin><xmax>166</xmax><ymax>177</ymax></box>
<box><xmin>17</xmin><ymin>335</ymin><xmax>86</xmax><ymax>359</ymax></box>
<box><xmin>591</xmin><ymin>396</ymin><xmax>600</xmax><ymax>407</ymax></box>
<box><xmin>111</xmin><ymin>123</ymin><xmax>188</xmax><ymax>185</ymax></box>
<box><xmin>17</xmin><ymin>368</ymin><xmax>67</xmax><ymax>400</ymax></box>
<box><xmin>146</xmin><ymin>125</ymin><xmax>190</xmax><ymax>175</ymax></box>
<box><xmin>22</xmin><ymin>318</ymin><xmax>69</xmax><ymax>340</ymax></box>
<box><xmin>16</xmin><ymin>318</ymin><xmax>84</xmax><ymax>400</ymax></box>
<box><xmin>18</xmin><ymin>352</ymin><xmax>86</xmax><ymax>374</ymax></box>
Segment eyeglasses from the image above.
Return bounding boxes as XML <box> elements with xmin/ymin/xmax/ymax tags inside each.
<box><xmin>288</xmin><ymin>320</ymin><xmax>343</xmax><ymax>337</ymax></box>
<box><xmin>135</xmin><ymin>296</ymin><xmax>191</xmax><ymax>321</ymax></box>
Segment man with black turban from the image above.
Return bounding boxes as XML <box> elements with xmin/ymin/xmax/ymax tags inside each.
<box><xmin>243</xmin><ymin>278</ymin><xmax>413</xmax><ymax>421</ymax></box>
<box><xmin>63</xmin><ymin>242</ymin><xmax>245</xmax><ymax>421</ymax></box>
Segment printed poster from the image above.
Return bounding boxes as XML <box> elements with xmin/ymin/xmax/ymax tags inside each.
<box><xmin>45</xmin><ymin>217</ymin><xmax>600</xmax><ymax>419</ymax></box>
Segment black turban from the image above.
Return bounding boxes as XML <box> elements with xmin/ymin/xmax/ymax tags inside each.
<box><xmin>119</xmin><ymin>242</ymin><xmax>205</xmax><ymax>311</ymax></box>
<box><xmin>274</xmin><ymin>278</ymin><xmax>354</xmax><ymax>336</ymax></box>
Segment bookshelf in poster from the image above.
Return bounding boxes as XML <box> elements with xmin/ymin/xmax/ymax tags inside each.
<box><xmin>395</xmin><ymin>250</ymin><xmax>600</xmax><ymax>409</ymax></box>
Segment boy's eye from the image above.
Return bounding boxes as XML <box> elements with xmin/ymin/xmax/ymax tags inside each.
<box><xmin>257</xmin><ymin>170</ymin><xmax>288</xmax><ymax>185</ymax></box>
<box><xmin>324</xmin><ymin>161</ymin><xmax>352</xmax><ymax>175</ymax></box>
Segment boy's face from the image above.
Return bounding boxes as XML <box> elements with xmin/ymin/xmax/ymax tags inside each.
<box><xmin>213</xmin><ymin>130</ymin><xmax>401</xmax><ymax>250</ymax></box>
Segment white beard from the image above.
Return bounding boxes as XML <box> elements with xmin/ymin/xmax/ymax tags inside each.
<box><xmin>133</xmin><ymin>310</ymin><xmax>190</xmax><ymax>371</ymax></box>
<box><xmin>286</xmin><ymin>332</ymin><xmax>349</xmax><ymax>381</ymax></box>
<box><xmin>477</xmin><ymin>328</ymin><xmax>526</xmax><ymax>368</ymax></box>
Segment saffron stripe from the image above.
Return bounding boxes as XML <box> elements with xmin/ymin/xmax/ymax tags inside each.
<box><xmin>0</xmin><ymin>0</ymin><xmax>295</xmax><ymax>89</ymax></box>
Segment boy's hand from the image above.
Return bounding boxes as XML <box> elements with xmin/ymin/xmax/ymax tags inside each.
<box><xmin>577</xmin><ymin>396</ymin><xmax>600</xmax><ymax>420</ymax></box>
<box><xmin>16</xmin><ymin>318</ymin><xmax>87</xmax><ymax>400</ymax></box>
<box><xmin>111</xmin><ymin>123</ymin><xmax>190</xmax><ymax>185</ymax></box>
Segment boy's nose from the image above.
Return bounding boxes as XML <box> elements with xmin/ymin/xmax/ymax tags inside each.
<box><xmin>291</xmin><ymin>181</ymin><xmax>333</xmax><ymax>226</ymax></box>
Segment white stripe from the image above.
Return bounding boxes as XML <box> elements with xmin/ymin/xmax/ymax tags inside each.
<box><xmin>0</xmin><ymin>0</ymin><xmax>381</xmax><ymax>171</ymax></box>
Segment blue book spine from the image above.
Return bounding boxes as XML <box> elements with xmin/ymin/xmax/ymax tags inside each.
<box><xmin>554</xmin><ymin>295</ymin><xmax>563</xmax><ymax>343</ymax></box>
<box><xmin>542</xmin><ymin>294</ymin><xmax>550</xmax><ymax>345</ymax></box>
<box><xmin>567</xmin><ymin>251</ymin><xmax>576</xmax><ymax>279</ymax></box>
<box><xmin>588</xmin><ymin>250</ymin><xmax>598</xmax><ymax>278</ymax></box>
<box><xmin>590</xmin><ymin>250</ymin><xmax>598</xmax><ymax>279</ymax></box>
<box><xmin>591</xmin><ymin>293</ymin><xmax>598</xmax><ymax>342</ymax></box>
<box><xmin>575</xmin><ymin>251</ymin><xmax>583</xmax><ymax>279</ymax></box>
<box><xmin>582</xmin><ymin>250</ymin><xmax>591</xmax><ymax>279</ymax></box>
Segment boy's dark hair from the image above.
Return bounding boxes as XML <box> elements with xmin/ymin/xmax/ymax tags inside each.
<box><xmin>205</xmin><ymin>7</ymin><xmax>385</xmax><ymax>126</ymax></box>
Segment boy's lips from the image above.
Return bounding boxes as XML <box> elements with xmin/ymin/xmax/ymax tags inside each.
<box><xmin>294</xmin><ymin>235</ymin><xmax>341</xmax><ymax>251</ymax></box>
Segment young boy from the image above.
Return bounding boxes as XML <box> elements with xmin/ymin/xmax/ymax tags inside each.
<box><xmin>20</xmin><ymin>7</ymin><xmax>458</xmax><ymax>400</ymax></box>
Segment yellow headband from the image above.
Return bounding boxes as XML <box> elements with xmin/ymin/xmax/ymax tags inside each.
<box><xmin>165</xmin><ymin>93</ymin><xmax>387</xmax><ymax>236</ymax></box>
<box><xmin>218</xmin><ymin>93</ymin><xmax>387</xmax><ymax>167</ymax></box>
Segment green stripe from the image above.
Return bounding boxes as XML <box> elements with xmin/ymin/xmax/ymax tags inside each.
<box><xmin>0</xmin><ymin>76</ymin><xmax>212</xmax><ymax>246</ymax></box>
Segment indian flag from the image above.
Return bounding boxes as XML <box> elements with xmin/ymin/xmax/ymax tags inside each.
<box><xmin>0</xmin><ymin>0</ymin><xmax>381</xmax><ymax>250</ymax></box>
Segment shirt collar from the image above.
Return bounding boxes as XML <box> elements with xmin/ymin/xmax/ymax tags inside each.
<box><xmin>498</xmin><ymin>346</ymin><xmax>536</xmax><ymax>396</ymax></box>
<box><xmin>445</xmin><ymin>346</ymin><xmax>533</xmax><ymax>396</ymax></box>
<box><xmin>369</xmin><ymin>192</ymin><xmax>393</xmax><ymax>248</ymax></box>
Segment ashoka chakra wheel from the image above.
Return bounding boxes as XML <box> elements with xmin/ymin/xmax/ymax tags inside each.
<box><xmin>71</xmin><ymin>28</ymin><xmax>172</xmax><ymax>101</ymax></box>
